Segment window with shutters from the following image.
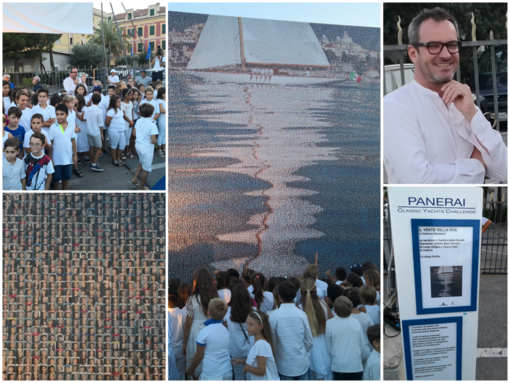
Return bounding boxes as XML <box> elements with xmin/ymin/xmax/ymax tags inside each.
<box><xmin>150</xmin><ymin>26</ymin><xmax>155</xmax><ymax>36</ymax></box>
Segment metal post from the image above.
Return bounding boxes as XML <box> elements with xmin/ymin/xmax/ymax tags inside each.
<box><xmin>472</xmin><ymin>46</ymin><xmax>481</xmax><ymax>109</ymax></box>
<box><xmin>101</xmin><ymin>4</ymin><xmax>108</xmax><ymax>90</ymax></box>
<box><xmin>110</xmin><ymin>3</ymin><xmax>130</xmax><ymax>74</ymax></box>
<box><xmin>489</xmin><ymin>44</ymin><xmax>501</xmax><ymax>132</ymax></box>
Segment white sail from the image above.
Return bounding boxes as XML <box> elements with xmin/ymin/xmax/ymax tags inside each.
<box><xmin>242</xmin><ymin>17</ymin><xmax>330</xmax><ymax>67</ymax></box>
<box><xmin>187</xmin><ymin>15</ymin><xmax>242</xmax><ymax>70</ymax></box>
<box><xmin>438</xmin><ymin>266</ymin><xmax>454</xmax><ymax>274</ymax></box>
<box><xmin>187</xmin><ymin>15</ymin><xmax>330</xmax><ymax>70</ymax></box>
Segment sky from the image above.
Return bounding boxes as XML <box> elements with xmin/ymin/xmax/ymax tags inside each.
<box><xmin>91</xmin><ymin>2</ymin><xmax>380</xmax><ymax>28</ymax></box>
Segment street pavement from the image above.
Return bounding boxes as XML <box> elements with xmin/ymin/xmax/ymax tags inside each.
<box><xmin>60</xmin><ymin>147</ymin><xmax>166</xmax><ymax>190</ymax></box>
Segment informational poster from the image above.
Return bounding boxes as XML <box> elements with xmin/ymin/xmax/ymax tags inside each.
<box><xmin>411</xmin><ymin>219</ymin><xmax>480</xmax><ymax>314</ymax></box>
<box><xmin>403</xmin><ymin>317</ymin><xmax>462</xmax><ymax>381</ymax></box>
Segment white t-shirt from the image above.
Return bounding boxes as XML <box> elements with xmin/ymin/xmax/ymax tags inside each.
<box><xmin>3</xmin><ymin>157</ymin><xmax>25</xmax><ymax>190</ymax></box>
<box><xmin>121</xmin><ymin>101</ymin><xmax>134</xmax><ymax>130</ymax></box>
<box><xmin>3</xmin><ymin>96</ymin><xmax>11</xmax><ymax>109</ymax></box>
<box><xmin>24</xmin><ymin>152</ymin><xmax>55</xmax><ymax>190</ymax></box>
<box><xmin>246</xmin><ymin>339</ymin><xmax>279</xmax><ymax>381</ymax></box>
<box><xmin>363</xmin><ymin>305</ymin><xmax>380</xmax><ymax>325</ymax></box>
<box><xmin>250</xmin><ymin>291</ymin><xmax>274</xmax><ymax>315</ymax></box>
<box><xmin>223</xmin><ymin>306</ymin><xmax>253</xmax><ymax>358</ymax></box>
<box><xmin>48</xmin><ymin>122</ymin><xmax>77</xmax><ymax>166</ymax></box>
<box><xmin>23</xmin><ymin>130</ymin><xmax>51</xmax><ymax>155</ymax></box>
<box><xmin>66</xmin><ymin>109</ymin><xmax>76</xmax><ymax>127</ymax></box>
<box><xmin>106</xmin><ymin>108</ymin><xmax>125</xmax><ymax>132</ymax></box>
<box><xmin>156</xmin><ymin>98</ymin><xmax>165</xmax><ymax>119</ymax></box>
<box><xmin>108</xmin><ymin>75</ymin><xmax>120</xmax><ymax>84</ymax></box>
<box><xmin>32</xmin><ymin>104</ymin><xmax>56</xmax><ymax>126</ymax></box>
<box><xmin>362</xmin><ymin>349</ymin><xmax>380</xmax><ymax>381</ymax></box>
<box><xmin>217</xmin><ymin>289</ymin><xmax>231</xmax><ymax>304</ymax></box>
<box><xmin>153</xmin><ymin>57</ymin><xmax>164</xmax><ymax>71</ymax></box>
<box><xmin>139</xmin><ymin>98</ymin><xmax>159</xmax><ymax>121</ymax></box>
<box><xmin>196</xmin><ymin>322</ymin><xmax>232</xmax><ymax>379</ymax></box>
<box><xmin>85</xmin><ymin>105</ymin><xmax>103</xmax><ymax>137</ymax></box>
<box><xmin>99</xmin><ymin>95</ymin><xmax>110</xmax><ymax>122</ymax></box>
<box><xmin>8</xmin><ymin>101</ymin><xmax>32</xmax><ymax>132</ymax></box>
<box><xmin>134</xmin><ymin>117</ymin><xmax>158</xmax><ymax>148</ymax></box>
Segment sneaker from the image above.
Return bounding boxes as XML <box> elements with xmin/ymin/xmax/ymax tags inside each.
<box><xmin>83</xmin><ymin>156</ymin><xmax>91</xmax><ymax>164</ymax></box>
<box><xmin>91</xmin><ymin>164</ymin><xmax>104</xmax><ymax>172</ymax></box>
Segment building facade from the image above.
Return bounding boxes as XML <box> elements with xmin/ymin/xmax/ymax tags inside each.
<box><xmin>106</xmin><ymin>3</ymin><xmax>166</xmax><ymax>60</ymax></box>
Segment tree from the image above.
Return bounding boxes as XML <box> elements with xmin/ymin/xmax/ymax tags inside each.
<box><xmin>88</xmin><ymin>20</ymin><xmax>130</xmax><ymax>67</ymax></box>
<box><xmin>3</xmin><ymin>33</ymin><xmax>62</xmax><ymax>72</ymax></box>
<box><xmin>70</xmin><ymin>42</ymin><xmax>103</xmax><ymax>69</ymax></box>
<box><xmin>115</xmin><ymin>55</ymin><xmax>133</xmax><ymax>66</ymax></box>
<box><xmin>135</xmin><ymin>52</ymin><xmax>150</xmax><ymax>65</ymax></box>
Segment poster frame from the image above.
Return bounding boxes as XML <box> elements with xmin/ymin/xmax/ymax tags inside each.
<box><xmin>411</xmin><ymin>218</ymin><xmax>480</xmax><ymax>315</ymax></box>
<box><xmin>402</xmin><ymin>316</ymin><xmax>463</xmax><ymax>380</ymax></box>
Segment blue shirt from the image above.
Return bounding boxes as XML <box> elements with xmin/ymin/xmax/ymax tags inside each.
<box><xmin>5</xmin><ymin>125</ymin><xmax>26</xmax><ymax>146</ymax></box>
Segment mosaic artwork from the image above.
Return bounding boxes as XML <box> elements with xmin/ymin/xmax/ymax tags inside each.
<box><xmin>169</xmin><ymin>11</ymin><xmax>381</xmax><ymax>282</ymax></box>
<box><xmin>2</xmin><ymin>193</ymin><xmax>166</xmax><ymax>380</ymax></box>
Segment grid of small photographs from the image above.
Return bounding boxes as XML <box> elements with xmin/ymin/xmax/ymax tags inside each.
<box><xmin>2</xmin><ymin>193</ymin><xmax>166</xmax><ymax>380</ymax></box>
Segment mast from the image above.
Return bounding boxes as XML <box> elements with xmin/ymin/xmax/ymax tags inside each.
<box><xmin>238</xmin><ymin>17</ymin><xmax>246</xmax><ymax>72</ymax></box>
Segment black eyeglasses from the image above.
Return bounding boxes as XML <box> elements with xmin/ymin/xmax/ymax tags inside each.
<box><xmin>414</xmin><ymin>41</ymin><xmax>462</xmax><ymax>55</ymax></box>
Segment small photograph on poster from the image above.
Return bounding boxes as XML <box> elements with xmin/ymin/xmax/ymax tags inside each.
<box><xmin>430</xmin><ymin>266</ymin><xmax>463</xmax><ymax>298</ymax></box>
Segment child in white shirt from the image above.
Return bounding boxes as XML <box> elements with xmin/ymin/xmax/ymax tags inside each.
<box><xmin>186</xmin><ymin>298</ymin><xmax>232</xmax><ymax>380</ymax></box>
<box><xmin>129</xmin><ymin>103</ymin><xmax>158</xmax><ymax>190</ymax></box>
<box><xmin>168</xmin><ymin>290</ymin><xmax>185</xmax><ymax>380</ymax></box>
<box><xmin>120</xmin><ymin>88</ymin><xmax>134</xmax><ymax>159</ymax></box>
<box><xmin>359</xmin><ymin>285</ymin><xmax>380</xmax><ymax>325</ymax></box>
<box><xmin>363</xmin><ymin>325</ymin><xmax>380</xmax><ymax>381</ymax></box>
<box><xmin>326</xmin><ymin>296</ymin><xmax>364</xmax><ymax>380</ymax></box>
<box><xmin>232</xmin><ymin>310</ymin><xmax>280</xmax><ymax>381</ymax></box>
<box><xmin>31</xmin><ymin>88</ymin><xmax>55</xmax><ymax>134</ymax></box>
<box><xmin>139</xmin><ymin>87</ymin><xmax>160</xmax><ymax>123</ymax></box>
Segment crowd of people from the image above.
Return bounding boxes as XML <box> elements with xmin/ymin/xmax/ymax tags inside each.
<box><xmin>168</xmin><ymin>262</ymin><xmax>381</xmax><ymax>380</ymax></box>
<box><xmin>2</xmin><ymin>66</ymin><xmax>166</xmax><ymax>191</ymax></box>
<box><xmin>2</xmin><ymin>193</ymin><xmax>166</xmax><ymax>380</ymax></box>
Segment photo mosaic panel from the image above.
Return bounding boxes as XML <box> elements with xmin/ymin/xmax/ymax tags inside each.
<box><xmin>168</xmin><ymin>11</ymin><xmax>381</xmax><ymax>282</ymax></box>
<box><xmin>3</xmin><ymin>193</ymin><xmax>166</xmax><ymax>380</ymax></box>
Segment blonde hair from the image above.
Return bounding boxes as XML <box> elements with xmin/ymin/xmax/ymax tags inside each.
<box><xmin>63</xmin><ymin>95</ymin><xmax>74</xmax><ymax>104</ymax></box>
<box><xmin>208</xmin><ymin>298</ymin><xmax>227</xmax><ymax>321</ymax></box>
<box><xmin>364</xmin><ymin>269</ymin><xmax>380</xmax><ymax>291</ymax></box>
<box><xmin>359</xmin><ymin>285</ymin><xmax>377</xmax><ymax>305</ymax></box>
<box><xmin>300</xmin><ymin>278</ymin><xmax>326</xmax><ymax>336</ymax></box>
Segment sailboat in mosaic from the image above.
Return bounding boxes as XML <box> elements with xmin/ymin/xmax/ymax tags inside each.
<box><xmin>186</xmin><ymin>15</ymin><xmax>341</xmax><ymax>85</ymax></box>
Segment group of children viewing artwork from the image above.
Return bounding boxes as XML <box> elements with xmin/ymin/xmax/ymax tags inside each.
<box><xmin>168</xmin><ymin>262</ymin><xmax>381</xmax><ymax>381</ymax></box>
<box><xmin>2</xmin><ymin>77</ymin><xmax>166</xmax><ymax>190</ymax></box>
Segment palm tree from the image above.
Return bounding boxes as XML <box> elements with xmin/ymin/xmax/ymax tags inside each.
<box><xmin>89</xmin><ymin>19</ymin><xmax>130</xmax><ymax>67</ymax></box>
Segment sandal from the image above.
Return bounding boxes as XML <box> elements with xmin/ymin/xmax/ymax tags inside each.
<box><xmin>158</xmin><ymin>150</ymin><xmax>165</xmax><ymax>157</ymax></box>
<box><xmin>128</xmin><ymin>153</ymin><xmax>134</xmax><ymax>159</ymax></box>
<box><xmin>73</xmin><ymin>169</ymin><xmax>84</xmax><ymax>177</ymax></box>
<box><xmin>112</xmin><ymin>160</ymin><xmax>123</xmax><ymax>167</ymax></box>
<box><xmin>121</xmin><ymin>155</ymin><xmax>127</xmax><ymax>160</ymax></box>
<box><xmin>127</xmin><ymin>180</ymin><xmax>138</xmax><ymax>188</ymax></box>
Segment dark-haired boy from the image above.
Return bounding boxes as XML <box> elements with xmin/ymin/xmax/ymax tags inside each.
<box><xmin>86</xmin><ymin>93</ymin><xmax>104</xmax><ymax>171</ymax></box>
<box><xmin>24</xmin><ymin>132</ymin><xmax>54</xmax><ymax>190</ymax></box>
<box><xmin>23</xmin><ymin>114</ymin><xmax>51</xmax><ymax>158</ymax></box>
<box><xmin>49</xmin><ymin>104</ymin><xmax>79</xmax><ymax>190</ymax></box>
<box><xmin>5</xmin><ymin>107</ymin><xmax>25</xmax><ymax>157</ymax></box>
<box><xmin>129</xmin><ymin>103</ymin><xmax>158</xmax><ymax>190</ymax></box>
<box><xmin>362</xmin><ymin>325</ymin><xmax>380</xmax><ymax>380</ymax></box>
<box><xmin>3</xmin><ymin>138</ymin><xmax>26</xmax><ymax>190</ymax></box>
<box><xmin>269</xmin><ymin>281</ymin><xmax>313</xmax><ymax>380</ymax></box>
<box><xmin>32</xmin><ymin>89</ymin><xmax>55</xmax><ymax>133</ymax></box>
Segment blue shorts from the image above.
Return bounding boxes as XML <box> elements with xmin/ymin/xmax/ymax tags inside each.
<box><xmin>53</xmin><ymin>164</ymin><xmax>72</xmax><ymax>182</ymax></box>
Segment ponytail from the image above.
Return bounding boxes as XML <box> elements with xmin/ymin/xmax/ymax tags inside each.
<box><xmin>252</xmin><ymin>273</ymin><xmax>266</xmax><ymax>308</ymax></box>
<box><xmin>300</xmin><ymin>278</ymin><xmax>326</xmax><ymax>336</ymax></box>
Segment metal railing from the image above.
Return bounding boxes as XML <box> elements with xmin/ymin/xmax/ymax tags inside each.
<box><xmin>384</xmin><ymin>39</ymin><xmax>507</xmax><ymax>132</ymax></box>
<box><xmin>4</xmin><ymin>63</ymin><xmax>152</xmax><ymax>95</ymax></box>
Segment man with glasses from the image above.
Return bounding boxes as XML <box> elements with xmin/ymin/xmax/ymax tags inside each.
<box><xmin>384</xmin><ymin>7</ymin><xmax>507</xmax><ymax>184</ymax></box>
<box><xmin>63</xmin><ymin>67</ymin><xmax>88</xmax><ymax>96</ymax></box>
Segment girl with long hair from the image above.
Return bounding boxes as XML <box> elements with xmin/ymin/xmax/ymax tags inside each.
<box><xmin>223</xmin><ymin>284</ymin><xmax>253</xmax><ymax>380</ymax></box>
<box><xmin>232</xmin><ymin>310</ymin><xmax>279</xmax><ymax>380</ymax></box>
<box><xmin>363</xmin><ymin>269</ymin><xmax>380</xmax><ymax>305</ymax></box>
<box><xmin>183</xmin><ymin>269</ymin><xmax>218</xmax><ymax>379</ymax></box>
<box><xmin>3</xmin><ymin>81</ymin><xmax>11</xmax><ymax>108</ymax></box>
<box><xmin>300</xmin><ymin>278</ymin><xmax>334</xmax><ymax>380</ymax></box>
<box><xmin>251</xmin><ymin>273</ymin><xmax>274</xmax><ymax>314</ymax></box>
<box><xmin>177</xmin><ymin>283</ymin><xmax>191</xmax><ymax>310</ymax></box>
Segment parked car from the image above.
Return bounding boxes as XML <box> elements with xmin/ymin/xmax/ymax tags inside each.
<box><xmin>468</xmin><ymin>44</ymin><xmax>507</xmax><ymax>128</ymax></box>
<box><xmin>383</xmin><ymin>63</ymin><xmax>415</xmax><ymax>95</ymax></box>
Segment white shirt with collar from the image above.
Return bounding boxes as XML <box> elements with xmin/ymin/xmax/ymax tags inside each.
<box><xmin>384</xmin><ymin>80</ymin><xmax>507</xmax><ymax>184</ymax></box>
<box><xmin>268</xmin><ymin>302</ymin><xmax>314</xmax><ymax>377</ymax></box>
<box><xmin>63</xmin><ymin>77</ymin><xmax>88</xmax><ymax>96</ymax></box>
<box><xmin>3</xmin><ymin>157</ymin><xmax>25</xmax><ymax>190</ymax></box>
<box><xmin>8</xmin><ymin>101</ymin><xmax>32</xmax><ymax>132</ymax></box>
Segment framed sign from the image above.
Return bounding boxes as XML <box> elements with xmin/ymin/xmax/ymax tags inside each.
<box><xmin>402</xmin><ymin>316</ymin><xmax>462</xmax><ymax>380</ymax></box>
<box><xmin>411</xmin><ymin>219</ymin><xmax>480</xmax><ymax>314</ymax></box>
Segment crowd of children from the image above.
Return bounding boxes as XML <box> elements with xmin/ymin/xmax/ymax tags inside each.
<box><xmin>168</xmin><ymin>262</ymin><xmax>381</xmax><ymax>380</ymax></box>
<box><xmin>2</xmin><ymin>79</ymin><xmax>166</xmax><ymax>190</ymax></box>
